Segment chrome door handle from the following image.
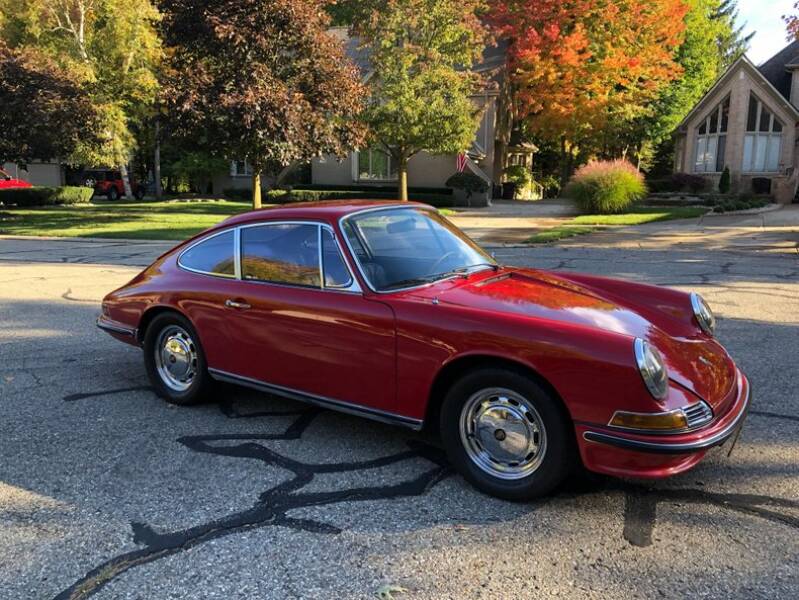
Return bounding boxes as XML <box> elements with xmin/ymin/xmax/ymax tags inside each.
<box><xmin>225</xmin><ymin>299</ymin><xmax>251</xmax><ymax>309</ymax></box>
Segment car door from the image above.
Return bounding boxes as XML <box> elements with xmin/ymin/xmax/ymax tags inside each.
<box><xmin>222</xmin><ymin>221</ymin><xmax>398</xmax><ymax>415</ymax></box>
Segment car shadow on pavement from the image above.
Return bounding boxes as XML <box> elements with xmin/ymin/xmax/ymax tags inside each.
<box><xmin>1</xmin><ymin>295</ymin><xmax>797</xmax><ymax>599</ymax></box>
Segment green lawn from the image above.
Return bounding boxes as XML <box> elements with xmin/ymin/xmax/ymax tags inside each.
<box><xmin>527</xmin><ymin>205</ymin><xmax>708</xmax><ymax>244</ymax></box>
<box><xmin>0</xmin><ymin>198</ymin><xmax>458</xmax><ymax>240</ymax></box>
<box><xmin>0</xmin><ymin>199</ymin><xmax>256</xmax><ymax>240</ymax></box>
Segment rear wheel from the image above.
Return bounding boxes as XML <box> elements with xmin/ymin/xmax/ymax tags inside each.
<box><xmin>143</xmin><ymin>312</ymin><xmax>212</xmax><ymax>405</ymax></box>
<box><xmin>440</xmin><ymin>368</ymin><xmax>576</xmax><ymax>501</ymax></box>
<box><xmin>107</xmin><ymin>187</ymin><xmax>119</xmax><ymax>201</ymax></box>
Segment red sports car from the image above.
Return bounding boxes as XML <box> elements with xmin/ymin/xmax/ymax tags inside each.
<box><xmin>0</xmin><ymin>167</ymin><xmax>33</xmax><ymax>189</ymax></box>
<box><xmin>98</xmin><ymin>201</ymin><xmax>750</xmax><ymax>500</ymax></box>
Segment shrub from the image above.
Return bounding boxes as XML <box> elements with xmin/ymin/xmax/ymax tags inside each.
<box><xmin>565</xmin><ymin>160</ymin><xmax>646</xmax><ymax>214</ymax></box>
<box><xmin>222</xmin><ymin>188</ymin><xmax>252</xmax><ymax>202</ymax></box>
<box><xmin>719</xmin><ymin>166</ymin><xmax>731</xmax><ymax>194</ymax></box>
<box><xmin>267</xmin><ymin>188</ymin><xmax>456</xmax><ymax>207</ymax></box>
<box><xmin>671</xmin><ymin>172</ymin><xmax>708</xmax><ymax>193</ymax></box>
<box><xmin>295</xmin><ymin>183</ymin><xmax>452</xmax><ymax>195</ymax></box>
<box><xmin>0</xmin><ymin>186</ymin><xmax>94</xmax><ymax>207</ymax></box>
<box><xmin>445</xmin><ymin>172</ymin><xmax>489</xmax><ymax>198</ymax></box>
<box><xmin>503</xmin><ymin>165</ymin><xmax>533</xmax><ymax>187</ymax></box>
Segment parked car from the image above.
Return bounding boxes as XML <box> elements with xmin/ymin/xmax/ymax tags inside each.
<box><xmin>97</xmin><ymin>201</ymin><xmax>750</xmax><ymax>500</ymax></box>
<box><xmin>0</xmin><ymin>167</ymin><xmax>33</xmax><ymax>189</ymax></box>
<box><xmin>82</xmin><ymin>169</ymin><xmax>145</xmax><ymax>200</ymax></box>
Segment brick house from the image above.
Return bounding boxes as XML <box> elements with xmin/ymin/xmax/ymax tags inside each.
<box><xmin>673</xmin><ymin>42</ymin><xmax>799</xmax><ymax>203</ymax></box>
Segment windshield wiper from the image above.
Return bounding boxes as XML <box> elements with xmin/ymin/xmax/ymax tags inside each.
<box><xmin>381</xmin><ymin>264</ymin><xmax>501</xmax><ymax>291</ymax></box>
<box><xmin>381</xmin><ymin>275</ymin><xmax>441</xmax><ymax>290</ymax></box>
<box><xmin>438</xmin><ymin>263</ymin><xmax>501</xmax><ymax>279</ymax></box>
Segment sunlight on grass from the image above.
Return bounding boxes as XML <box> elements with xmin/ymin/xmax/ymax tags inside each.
<box><xmin>0</xmin><ymin>199</ymin><xmax>254</xmax><ymax>240</ymax></box>
<box><xmin>527</xmin><ymin>206</ymin><xmax>707</xmax><ymax>244</ymax></box>
<box><xmin>527</xmin><ymin>225</ymin><xmax>598</xmax><ymax>244</ymax></box>
<box><xmin>571</xmin><ymin>206</ymin><xmax>707</xmax><ymax>225</ymax></box>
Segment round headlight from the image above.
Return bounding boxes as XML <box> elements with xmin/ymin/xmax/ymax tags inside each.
<box><xmin>690</xmin><ymin>292</ymin><xmax>716</xmax><ymax>335</ymax></box>
<box><xmin>634</xmin><ymin>338</ymin><xmax>669</xmax><ymax>400</ymax></box>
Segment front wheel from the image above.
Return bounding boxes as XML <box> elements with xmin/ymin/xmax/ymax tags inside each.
<box><xmin>143</xmin><ymin>312</ymin><xmax>212</xmax><ymax>405</ymax></box>
<box><xmin>440</xmin><ymin>368</ymin><xmax>576</xmax><ymax>501</ymax></box>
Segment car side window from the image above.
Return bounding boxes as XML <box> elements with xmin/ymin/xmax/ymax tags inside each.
<box><xmin>179</xmin><ymin>230</ymin><xmax>235</xmax><ymax>277</ymax></box>
<box><xmin>241</xmin><ymin>224</ymin><xmax>321</xmax><ymax>287</ymax></box>
<box><xmin>322</xmin><ymin>229</ymin><xmax>352</xmax><ymax>288</ymax></box>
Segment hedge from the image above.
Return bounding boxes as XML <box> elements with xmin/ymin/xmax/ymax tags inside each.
<box><xmin>292</xmin><ymin>183</ymin><xmax>452</xmax><ymax>196</ymax></box>
<box><xmin>0</xmin><ymin>186</ymin><xmax>94</xmax><ymax>207</ymax></box>
<box><xmin>225</xmin><ymin>187</ymin><xmax>457</xmax><ymax>207</ymax></box>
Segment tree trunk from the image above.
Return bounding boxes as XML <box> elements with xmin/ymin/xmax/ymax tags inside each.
<box><xmin>559</xmin><ymin>137</ymin><xmax>570</xmax><ymax>190</ymax></box>
<box><xmin>398</xmin><ymin>157</ymin><xmax>408</xmax><ymax>201</ymax></box>
<box><xmin>252</xmin><ymin>170</ymin><xmax>262</xmax><ymax>209</ymax></box>
<box><xmin>119</xmin><ymin>163</ymin><xmax>133</xmax><ymax>199</ymax></box>
<box><xmin>154</xmin><ymin>120</ymin><xmax>163</xmax><ymax>200</ymax></box>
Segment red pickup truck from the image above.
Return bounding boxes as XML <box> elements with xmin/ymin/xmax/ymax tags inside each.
<box><xmin>83</xmin><ymin>169</ymin><xmax>145</xmax><ymax>200</ymax></box>
<box><xmin>0</xmin><ymin>168</ymin><xmax>33</xmax><ymax>189</ymax></box>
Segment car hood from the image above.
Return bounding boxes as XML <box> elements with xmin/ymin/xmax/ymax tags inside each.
<box><xmin>408</xmin><ymin>268</ymin><xmax>736</xmax><ymax>405</ymax></box>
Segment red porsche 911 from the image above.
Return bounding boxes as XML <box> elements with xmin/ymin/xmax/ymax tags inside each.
<box><xmin>98</xmin><ymin>201</ymin><xmax>750</xmax><ymax>500</ymax></box>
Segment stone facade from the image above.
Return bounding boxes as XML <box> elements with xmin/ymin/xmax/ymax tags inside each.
<box><xmin>674</xmin><ymin>45</ymin><xmax>799</xmax><ymax>204</ymax></box>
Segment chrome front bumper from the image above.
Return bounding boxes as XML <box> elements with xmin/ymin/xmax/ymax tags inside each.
<box><xmin>583</xmin><ymin>372</ymin><xmax>751</xmax><ymax>455</ymax></box>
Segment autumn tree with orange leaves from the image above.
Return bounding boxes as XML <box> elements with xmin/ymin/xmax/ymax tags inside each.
<box><xmin>488</xmin><ymin>0</ymin><xmax>689</xmax><ymax>183</ymax></box>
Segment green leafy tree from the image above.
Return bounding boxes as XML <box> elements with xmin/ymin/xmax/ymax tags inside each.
<box><xmin>354</xmin><ymin>0</ymin><xmax>487</xmax><ymax>201</ymax></box>
<box><xmin>0</xmin><ymin>0</ymin><xmax>162</xmax><ymax>197</ymax></box>
<box><xmin>160</xmin><ymin>0</ymin><xmax>367</xmax><ymax>209</ymax></box>
<box><xmin>641</xmin><ymin>0</ymin><xmax>752</xmax><ymax>176</ymax></box>
<box><xmin>0</xmin><ymin>43</ymin><xmax>99</xmax><ymax>164</ymax></box>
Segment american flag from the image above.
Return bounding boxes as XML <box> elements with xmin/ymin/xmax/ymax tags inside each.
<box><xmin>456</xmin><ymin>153</ymin><xmax>467</xmax><ymax>172</ymax></box>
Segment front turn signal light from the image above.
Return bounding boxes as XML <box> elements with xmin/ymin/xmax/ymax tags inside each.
<box><xmin>609</xmin><ymin>409</ymin><xmax>689</xmax><ymax>432</ymax></box>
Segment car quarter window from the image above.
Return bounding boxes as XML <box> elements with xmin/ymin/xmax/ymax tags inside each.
<box><xmin>178</xmin><ymin>230</ymin><xmax>236</xmax><ymax>277</ymax></box>
<box><xmin>241</xmin><ymin>223</ymin><xmax>322</xmax><ymax>287</ymax></box>
<box><xmin>322</xmin><ymin>229</ymin><xmax>352</xmax><ymax>288</ymax></box>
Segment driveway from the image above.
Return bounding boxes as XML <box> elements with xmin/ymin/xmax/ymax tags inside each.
<box><xmin>1</xmin><ymin>220</ymin><xmax>798</xmax><ymax>599</ymax></box>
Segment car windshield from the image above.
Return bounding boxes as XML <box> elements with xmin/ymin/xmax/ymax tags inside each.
<box><xmin>341</xmin><ymin>207</ymin><xmax>496</xmax><ymax>291</ymax></box>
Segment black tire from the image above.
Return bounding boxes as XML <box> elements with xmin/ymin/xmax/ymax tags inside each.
<box><xmin>134</xmin><ymin>186</ymin><xmax>145</xmax><ymax>200</ymax></box>
<box><xmin>143</xmin><ymin>312</ymin><xmax>212</xmax><ymax>406</ymax></box>
<box><xmin>440</xmin><ymin>368</ymin><xmax>576</xmax><ymax>501</ymax></box>
<box><xmin>107</xmin><ymin>187</ymin><xmax>119</xmax><ymax>201</ymax></box>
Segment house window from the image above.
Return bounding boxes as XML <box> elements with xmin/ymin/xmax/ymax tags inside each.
<box><xmin>742</xmin><ymin>94</ymin><xmax>783</xmax><ymax>173</ymax></box>
<box><xmin>357</xmin><ymin>149</ymin><xmax>397</xmax><ymax>181</ymax></box>
<box><xmin>231</xmin><ymin>160</ymin><xmax>253</xmax><ymax>177</ymax></box>
<box><xmin>694</xmin><ymin>96</ymin><xmax>729</xmax><ymax>173</ymax></box>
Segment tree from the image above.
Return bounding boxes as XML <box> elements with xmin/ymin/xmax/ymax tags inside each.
<box><xmin>1</xmin><ymin>0</ymin><xmax>162</xmax><ymax>197</ymax></box>
<box><xmin>785</xmin><ymin>2</ymin><xmax>799</xmax><ymax>40</ymax></box>
<box><xmin>160</xmin><ymin>0</ymin><xmax>366</xmax><ymax>209</ymax></box>
<box><xmin>0</xmin><ymin>43</ymin><xmax>98</xmax><ymax>164</ymax></box>
<box><xmin>353</xmin><ymin>0</ymin><xmax>487</xmax><ymax>201</ymax></box>
<box><xmin>487</xmin><ymin>0</ymin><xmax>688</xmax><ymax>184</ymax></box>
<box><xmin>641</xmin><ymin>0</ymin><xmax>752</xmax><ymax>176</ymax></box>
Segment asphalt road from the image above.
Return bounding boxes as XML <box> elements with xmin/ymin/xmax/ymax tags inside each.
<box><xmin>1</xmin><ymin>228</ymin><xmax>798</xmax><ymax>600</ymax></box>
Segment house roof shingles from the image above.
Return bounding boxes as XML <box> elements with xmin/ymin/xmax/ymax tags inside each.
<box><xmin>757</xmin><ymin>40</ymin><xmax>799</xmax><ymax>102</ymax></box>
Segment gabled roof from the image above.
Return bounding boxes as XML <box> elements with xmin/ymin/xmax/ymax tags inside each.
<box><xmin>758</xmin><ymin>40</ymin><xmax>799</xmax><ymax>101</ymax></box>
<box><xmin>676</xmin><ymin>54</ymin><xmax>799</xmax><ymax>132</ymax></box>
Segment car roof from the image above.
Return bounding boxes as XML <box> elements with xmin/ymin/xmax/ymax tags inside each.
<box><xmin>220</xmin><ymin>200</ymin><xmax>432</xmax><ymax>228</ymax></box>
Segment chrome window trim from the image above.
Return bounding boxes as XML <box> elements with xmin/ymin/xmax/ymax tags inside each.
<box><xmin>338</xmin><ymin>204</ymin><xmax>493</xmax><ymax>294</ymax></box>
<box><xmin>177</xmin><ymin>228</ymin><xmax>238</xmax><ymax>280</ymax></box>
<box><xmin>237</xmin><ymin>220</ymin><xmax>361</xmax><ymax>294</ymax></box>
<box><xmin>320</xmin><ymin>227</ymin><xmax>356</xmax><ymax>291</ymax></box>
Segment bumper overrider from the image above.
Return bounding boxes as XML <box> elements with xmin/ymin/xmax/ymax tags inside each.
<box><xmin>577</xmin><ymin>369</ymin><xmax>751</xmax><ymax>478</ymax></box>
<box><xmin>96</xmin><ymin>315</ymin><xmax>138</xmax><ymax>341</ymax></box>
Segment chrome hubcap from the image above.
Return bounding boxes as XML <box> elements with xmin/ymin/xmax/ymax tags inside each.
<box><xmin>154</xmin><ymin>325</ymin><xmax>197</xmax><ymax>392</ymax></box>
<box><xmin>459</xmin><ymin>387</ymin><xmax>547</xmax><ymax>480</ymax></box>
